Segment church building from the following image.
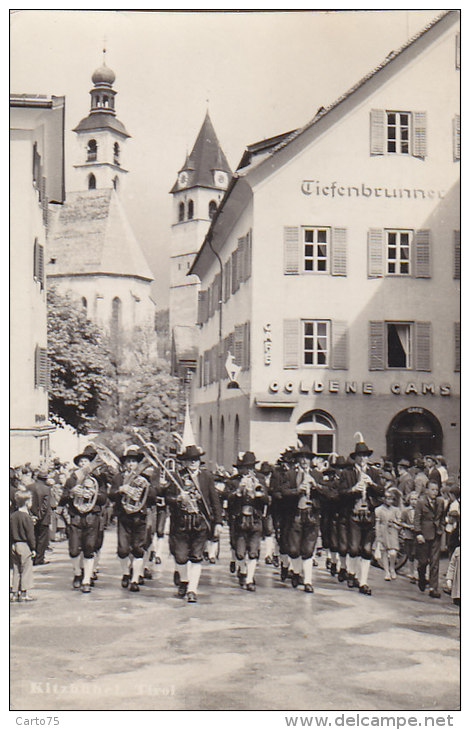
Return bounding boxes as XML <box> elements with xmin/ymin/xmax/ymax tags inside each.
<box><xmin>47</xmin><ymin>55</ymin><xmax>155</xmax><ymax>339</ymax></box>
<box><xmin>169</xmin><ymin>112</ymin><xmax>231</xmax><ymax>378</ymax></box>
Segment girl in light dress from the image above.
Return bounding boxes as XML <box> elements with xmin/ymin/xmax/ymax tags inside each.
<box><xmin>375</xmin><ymin>489</ymin><xmax>402</xmax><ymax>580</ymax></box>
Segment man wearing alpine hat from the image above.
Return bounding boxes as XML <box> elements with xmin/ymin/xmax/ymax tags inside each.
<box><xmin>109</xmin><ymin>445</ymin><xmax>156</xmax><ymax>593</ymax></box>
<box><xmin>280</xmin><ymin>444</ymin><xmax>333</xmax><ymax>593</ymax></box>
<box><xmin>60</xmin><ymin>444</ymin><xmax>108</xmax><ymax>592</ymax></box>
<box><xmin>166</xmin><ymin>445</ymin><xmax>223</xmax><ymax>603</ymax></box>
<box><xmin>341</xmin><ymin>435</ymin><xmax>384</xmax><ymax>595</ymax></box>
<box><xmin>227</xmin><ymin>451</ymin><xmax>269</xmax><ymax>592</ymax></box>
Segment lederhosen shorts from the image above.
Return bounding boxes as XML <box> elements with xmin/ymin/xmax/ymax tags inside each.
<box><xmin>68</xmin><ymin>511</ymin><xmax>100</xmax><ymax>559</ymax></box>
<box><xmin>170</xmin><ymin>512</ymin><xmax>209</xmax><ymax>564</ymax></box>
<box><xmin>117</xmin><ymin>512</ymin><xmax>148</xmax><ymax>559</ymax></box>
<box><xmin>287</xmin><ymin>508</ymin><xmax>320</xmax><ymax>560</ymax></box>
<box><xmin>234</xmin><ymin>510</ymin><xmax>263</xmax><ymax>560</ymax></box>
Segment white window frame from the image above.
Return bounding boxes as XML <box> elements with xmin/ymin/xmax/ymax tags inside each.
<box><xmin>386</xmin><ymin>111</ymin><xmax>411</xmax><ymax>155</ymax></box>
<box><xmin>302</xmin><ymin>227</ymin><xmax>330</xmax><ymax>273</ymax></box>
<box><xmin>296</xmin><ymin>410</ymin><xmax>336</xmax><ymax>457</ymax></box>
<box><xmin>386</xmin><ymin>321</ymin><xmax>412</xmax><ymax>370</ymax></box>
<box><xmin>386</xmin><ymin>229</ymin><xmax>412</xmax><ymax>276</ymax></box>
<box><xmin>302</xmin><ymin>319</ymin><xmax>330</xmax><ymax>367</ymax></box>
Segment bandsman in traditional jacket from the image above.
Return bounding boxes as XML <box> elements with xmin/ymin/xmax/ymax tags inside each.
<box><xmin>339</xmin><ymin>437</ymin><xmax>384</xmax><ymax>595</ymax></box>
<box><xmin>109</xmin><ymin>445</ymin><xmax>156</xmax><ymax>593</ymax></box>
<box><xmin>166</xmin><ymin>445</ymin><xmax>223</xmax><ymax>603</ymax></box>
<box><xmin>60</xmin><ymin>445</ymin><xmax>108</xmax><ymax>593</ymax></box>
<box><xmin>280</xmin><ymin>445</ymin><xmax>334</xmax><ymax>593</ymax></box>
<box><xmin>271</xmin><ymin>448</ymin><xmax>296</xmax><ymax>580</ymax></box>
<box><xmin>226</xmin><ymin>452</ymin><xmax>269</xmax><ymax>592</ymax></box>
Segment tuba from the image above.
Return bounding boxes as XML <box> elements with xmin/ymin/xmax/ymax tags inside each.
<box><xmin>72</xmin><ymin>443</ymin><xmax>120</xmax><ymax>514</ymax></box>
<box><xmin>121</xmin><ymin>461</ymin><xmax>151</xmax><ymax>515</ymax></box>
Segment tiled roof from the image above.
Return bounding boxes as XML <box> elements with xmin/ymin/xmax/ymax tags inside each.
<box><xmin>46</xmin><ymin>189</ymin><xmax>153</xmax><ymax>281</ymax></box>
<box><xmin>73</xmin><ymin>111</ymin><xmax>130</xmax><ymax>138</ymax></box>
<box><xmin>170</xmin><ymin>111</ymin><xmax>232</xmax><ymax>192</ymax></box>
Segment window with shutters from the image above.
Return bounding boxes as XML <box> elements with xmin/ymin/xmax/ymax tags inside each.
<box><xmin>223</xmin><ymin>259</ymin><xmax>231</xmax><ymax>302</ymax></box>
<box><xmin>303</xmin><ymin>227</ymin><xmax>329</xmax><ymax>272</ymax></box>
<box><xmin>386</xmin><ymin>230</ymin><xmax>411</xmax><ymax>275</ymax></box>
<box><xmin>369</xmin><ymin>321</ymin><xmax>431</xmax><ymax>371</ymax></box>
<box><xmin>303</xmin><ymin>320</ymin><xmax>329</xmax><ymax>366</ymax></box>
<box><xmin>370</xmin><ymin>110</ymin><xmax>427</xmax><ymax>158</ymax></box>
<box><xmin>387</xmin><ymin>112</ymin><xmax>411</xmax><ymax>154</ymax></box>
<box><xmin>231</xmin><ymin>250</ymin><xmax>239</xmax><ymax>294</ymax></box>
<box><xmin>368</xmin><ymin>228</ymin><xmax>430</xmax><ymax>278</ymax></box>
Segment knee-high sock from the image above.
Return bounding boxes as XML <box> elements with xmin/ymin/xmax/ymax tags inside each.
<box><xmin>348</xmin><ymin>555</ymin><xmax>359</xmax><ymax>576</ymax></box>
<box><xmin>93</xmin><ymin>549</ymin><xmax>101</xmax><ymax>572</ymax></box>
<box><xmin>178</xmin><ymin>562</ymin><xmax>189</xmax><ymax>583</ymax></box>
<box><xmin>359</xmin><ymin>558</ymin><xmax>371</xmax><ymax>586</ymax></box>
<box><xmin>119</xmin><ymin>556</ymin><xmax>130</xmax><ymax>576</ymax></box>
<box><xmin>291</xmin><ymin>556</ymin><xmax>302</xmax><ymax>575</ymax></box>
<box><xmin>381</xmin><ymin>551</ymin><xmax>390</xmax><ymax>576</ymax></box>
<box><xmin>82</xmin><ymin>557</ymin><xmax>94</xmax><ymax>585</ymax></box>
<box><xmin>131</xmin><ymin>557</ymin><xmax>144</xmax><ymax>583</ymax></box>
<box><xmin>264</xmin><ymin>536</ymin><xmax>274</xmax><ymax>557</ymax></box>
<box><xmin>208</xmin><ymin>540</ymin><xmax>218</xmax><ymax>559</ymax></box>
<box><xmin>188</xmin><ymin>562</ymin><xmax>202</xmax><ymax>593</ymax></box>
<box><xmin>303</xmin><ymin>557</ymin><xmax>313</xmax><ymax>585</ymax></box>
<box><xmin>246</xmin><ymin>558</ymin><xmax>257</xmax><ymax>584</ymax></box>
<box><xmin>72</xmin><ymin>555</ymin><xmax>81</xmax><ymax>576</ymax></box>
<box><xmin>339</xmin><ymin>554</ymin><xmax>347</xmax><ymax>569</ymax></box>
<box><xmin>280</xmin><ymin>553</ymin><xmax>289</xmax><ymax>567</ymax></box>
<box><xmin>237</xmin><ymin>558</ymin><xmax>246</xmax><ymax>575</ymax></box>
<box><xmin>156</xmin><ymin>536</ymin><xmax>165</xmax><ymax>559</ymax></box>
<box><xmin>330</xmin><ymin>551</ymin><xmax>338</xmax><ymax>564</ymax></box>
<box><xmin>142</xmin><ymin>548</ymin><xmax>151</xmax><ymax>571</ymax></box>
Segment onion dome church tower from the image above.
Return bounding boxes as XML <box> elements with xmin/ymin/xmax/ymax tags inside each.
<box><xmin>169</xmin><ymin>111</ymin><xmax>232</xmax><ymax>376</ymax></box>
<box><xmin>47</xmin><ymin>53</ymin><xmax>155</xmax><ymax>343</ymax></box>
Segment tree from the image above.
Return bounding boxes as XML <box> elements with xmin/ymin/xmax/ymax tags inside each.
<box><xmin>47</xmin><ymin>286</ymin><xmax>116</xmax><ymax>433</ymax></box>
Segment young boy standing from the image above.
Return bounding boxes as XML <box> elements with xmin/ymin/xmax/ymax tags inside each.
<box><xmin>10</xmin><ymin>491</ymin><xmax>36</xmax><ymax>602</ymax></box>
<box><xmin>414</xmin><ymin>480</ymin><xmax>445</xmax><ymax>598</ymax></box>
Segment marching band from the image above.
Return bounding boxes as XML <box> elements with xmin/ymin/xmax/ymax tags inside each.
<box><xmin>12</xmin><ymin>430</ymin><xmax>456</xmax><ymax>604</ymax></box>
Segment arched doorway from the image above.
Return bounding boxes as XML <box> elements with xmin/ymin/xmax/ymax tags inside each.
<box><xmin>386</xmin><ymin>408</ymin><xmax>443</xmax><ymax>463</ymax></box>
<box><xmin>296</xmin><ymin>410</ymin><xmax>336</xmax><ymax>457</ymax></box>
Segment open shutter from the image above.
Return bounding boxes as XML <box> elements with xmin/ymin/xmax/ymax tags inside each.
<box><xmin>370</xmin><ymin>109</ymin><xmax>385</xmax><ymax>155</ymax></box>
<box><xmin>412</xmin><ymin>111</ymin><xmax>427</xmax><ymax>159</ymax></box>
<box><xmin>38</xmin><ymin>243</ymin><xmax>44</xmax><ymax>289</ymax></box>
<box><xmin>414</xmin><ymin>322</ymin><xmax>431</xmax><ymax>372</ymax></box>
<box><xmin>214</xmin><ymin>273</ymin><xmax>221</xmax><ymax>311</ymax></box>
<box><xmin>453</xmin><ymin>115</ymin><xmax>460</xmax><ymax>162</ymax></box>
<box><xmin>243</xmin><ymin>321</ymin><xmax>251</xmax><ymax>370</ymax></box>
<box><xmin>197</xmin><ymin>291</ymin><xmax>204</xmax><ymax>325</ymax></box>
<box><xmin>237</xmin><ymin>237</ymin><xmax>246</xmax><ymax>283</ymax></box>
<box><xmin>369</xmin><ymin>321</ymin><xmax>385</xmax><ymax>370</ymax></box>
<box><xmin>454</xmin><ymin>322</ymin><xmax>460</xmax><ymax>372</ymax></box>
<box><xmin>414</xmin><ymin>229</ymin><xmax>431</xmax><ymax>278</ymax></box>
<box><xmin>223</xmin><ymin>260</ymin><xmax>231</xmax><ymax>302</ymax></box>
<box><xmin>454</xmin><ymin>230</ymin><xmax>460</xmax><ymax>280</ymax></box>
<box><xmin>283</xmin><ymin>319</ymin><xmax>300</xmax><ymax>369</ymax></box>
<box><xmin>201</xmin><ymin>290</ymin><xmax>209</xmax><ymax>324</ymax></box>
<box><xmin>331</xmin><ymin>228</ymin><xmax>347</xmax><ymax>276</ymax></box>
<box><xmin>331</xmin><ymin>320</ymin><xmax>348</xmax><ymax>370</ymax></box>
<box><xmin>245</xmin><ymin>230</ymin><xmax>252</xmax><ymax>280</ymax></box>
<box><xmin>368</xmin><ymin>229</ymin><xmax>384</xmax><ymax>278</ymax></box>
<box><xmin>34</xmin><ymin>346</ymin><xmax>48</xmax><ymax>388</ymax></box>
<box><xmin>284</xmin><ymin>227</ymin><xmax>300</xmax><ymax>275</ymax></box>
<box><xmin>234</xmin><ymin>324</ymin><xmax>244</xmax><ymax>367</ymax></box>
<box><xmin>231</xmin><ymin>250</ymin><xmax>239</xmax><ymax>293</ymax></box>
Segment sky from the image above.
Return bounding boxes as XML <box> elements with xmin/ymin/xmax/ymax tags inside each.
<box><xmin>10</xmin><ymin>8</ymin><xmax>442</xmax><ymax>309</ymax></box>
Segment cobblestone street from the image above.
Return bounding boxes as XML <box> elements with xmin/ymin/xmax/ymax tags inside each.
<box><xmin>10</xmin><ymin>527</ymin><xmax>460</xmax><ymax>712</ymax></box>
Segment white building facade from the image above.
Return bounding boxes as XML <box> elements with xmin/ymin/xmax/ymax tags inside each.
<box><xmin>190</xmin><ymin>11</ymin><xmax>460</xmax><ymax>471</ymax></box>
<box><xmin>10</xmin><ymin>94</ymin><xmax>65</xmax><ymax>465</ymax></box>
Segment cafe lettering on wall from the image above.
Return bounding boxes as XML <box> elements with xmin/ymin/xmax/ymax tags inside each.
<box><xmin>301</xmin><ymin>179</ymin><xmax>446</xmax><ymax>201</ymax></box>
<box><xmin>268</xmin><ymin>380</ymin><xmax>451</xmax><ymax>396</ymax></box>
